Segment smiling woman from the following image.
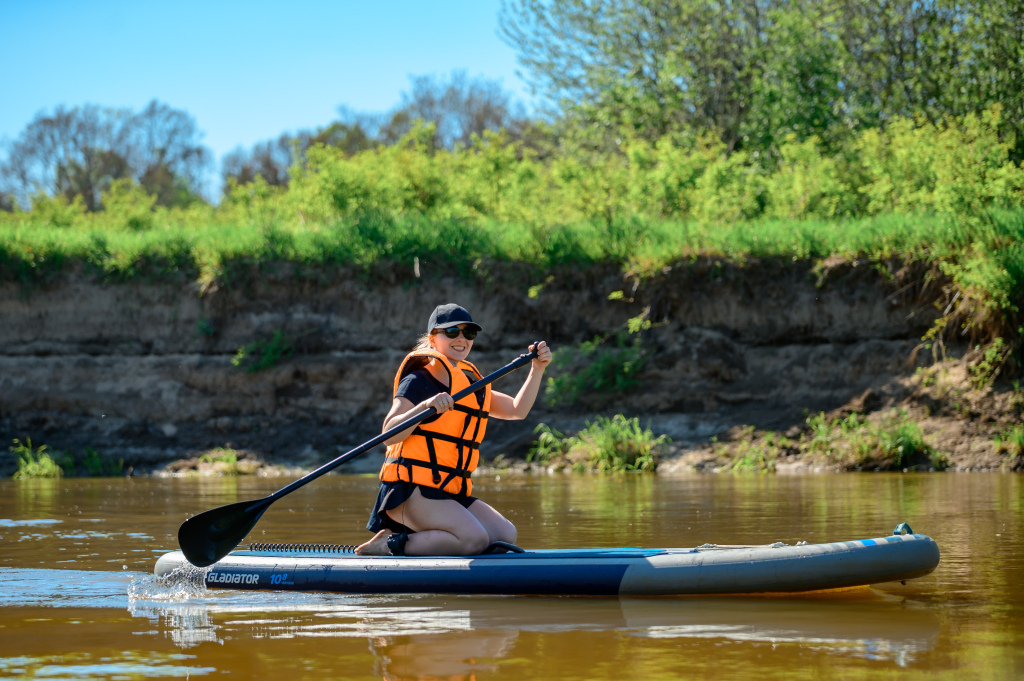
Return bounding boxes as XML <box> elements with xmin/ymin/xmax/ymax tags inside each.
<box><xmin>356</xmin><ymin>303</ymin><xmax>552</xmax><ymax>557</ymax></box>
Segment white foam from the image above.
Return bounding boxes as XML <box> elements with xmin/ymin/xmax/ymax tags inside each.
<box><xmin>127</xmin><ymin>564</ymin><xmax>210</xmax><ymax>602</ymax></box>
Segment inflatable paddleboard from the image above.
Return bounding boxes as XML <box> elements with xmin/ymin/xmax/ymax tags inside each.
<box><xmin>154</xmin><ymin>524</ymin><xmax>939</xmax><ymax>596</ymax></box>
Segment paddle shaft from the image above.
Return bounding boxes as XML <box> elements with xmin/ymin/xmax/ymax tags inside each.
<box><xmin>268</xmin><ymin>347</ymin><xmax>539</xmax><ymax>501</ymax></box>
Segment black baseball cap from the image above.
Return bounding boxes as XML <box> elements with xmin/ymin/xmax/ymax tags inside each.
<box><xmin>427</xmin><ymin>304</ymin><xmax>482</xmax><ymax>333</ymax></box>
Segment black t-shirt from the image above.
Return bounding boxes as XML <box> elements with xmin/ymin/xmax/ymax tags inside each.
<box><xmin>394</xmin><ymin>368</ymin><xmax>485</xmax><ymax>408</ymax></box>
<box><xmin>395</xmin><ymin>368</ymin><xmax>449</xmax><ymax>405</ymax></box>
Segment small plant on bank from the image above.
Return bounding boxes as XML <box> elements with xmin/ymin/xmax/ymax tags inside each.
<box><xmin>233</xmin><ymin>329</ymin><xmax>293</xmax><ymax>373</ymax></box>
<box><xmin>528</xmin><ymin>416</ymin><xmax>668</xmax><ymax>472</ymax></box>
<box><xmin>802</xmin><ymin>409</ymin><xmax>947</xmax><ymax>470</ymax></box>
<box><xmin>196</xmin><ymin>447</ymin><xmax>262</xmax><ymax>475</ymax></box>
<box><xmin>1011</xmin><ymin>381</ymin><xmax>1024</xmax><ymax>412</ymax></box>
<box><xmin>994</xmin><ymin>425</ymin><xmax>1024</xmax><ymax>460</ymax></box>
<box><xmin>527</xmin><ymin>424</ymin><xmax>570</xmax><ymax>465</ymax></box>
<box><xmin>969</xmin><ymin>337</ymin><xmax>1010</xmax><ymax>389</ymax></box>
<box><xmin>545</xmin><ymin>334</ymin><xmax>647</xmax><ymax>407</ymax></box>
<box><xmin>199</xmin><ymin>447</ymin><xmax>239</xmax><ymax>474</ymax></box>
<box><xmin>877</xmin><ymin>420</ymin><xmax>931</xmax><ymax>468</ymax></box>
<box><xmin>10</xmin><ymin>439</ymin><xmax>63</xmax><ymax>479</ymax></box>
<box><xmin>196</xmin><ymin>317</ymin><xmax>216</xmax><ymax>337</ymax></box>
<box><xmin>545</xmin><ymin>313</ymin><xmax>652</xmax><ymax>408</ymax></box>
<box><xmin>80</xmin><ymin>447</ymin><xmax>124</xmax><ymax>477</ymax></box>
<box><xmin>723</xmin><ymin>429</ymin><xmax>793</xmax><ymax>473</ymax></box>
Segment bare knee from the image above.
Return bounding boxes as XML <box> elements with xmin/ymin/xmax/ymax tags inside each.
<box><xmin>495</xmin><ymin>520</ymin><xmax>517</xmax><ymax>545</ymax></box>
<box><xmin>458</xmin><ymin>526</ymin><xmax>490</xmax><ymax>555</ymax></box>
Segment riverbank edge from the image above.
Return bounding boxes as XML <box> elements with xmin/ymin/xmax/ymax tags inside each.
<box><xmin>4</xmin><ymin>253</ymin><xmax>1021</xmax><ymax>479</ymax></box>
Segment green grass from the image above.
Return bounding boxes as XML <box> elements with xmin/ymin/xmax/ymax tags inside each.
<box><xmin>233</xmin><ymin>329</ymin><xmax>294</xmax><ymax>373</ymax></box>
<box><xmin>528</xmin><ymin>415</ymin><xmax>669</xmax><ymax>472</ymax></box>
<box><xmin>10</xmin><ymin>439</ymin><xmax>63</xmax><ymax>479</ymax></box>
<box><xmin>79</xmin><ymin>447</ymin><xmax>124</xmax><ymax>477</ymax></box>
<box><xmin>544</xmin><ymin>331</ymin><xmax>648</xmax><ymax>407</ymax></box>
<box><xmin>994</xmin><ymin>425</ymin><xmax>1024</xmax><ymax>460</ymax></box>
<box><xmin>196</xmin><ymin>447</ymin><xmax>262</xmax><ymax>475</ymax></box>
<box><xmin>802</xmin><ymin>409</ymin><xmax>947</xmax><ymax>470</ymax></box>
<box><xmin>721</xmin><ymin>429</ymin><xmax>792</xmax><ymax>473</ymax></box>
<box><xmin>712</xmin><ymin>410</ymin><xmax>949</xmax><ymax>472</ymax></box>
<box><xmin>4</xmin><ymin>210</ymin><xmax>1022</xmax><ymax>281</ymax></box>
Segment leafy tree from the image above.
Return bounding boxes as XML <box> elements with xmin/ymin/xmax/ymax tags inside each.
<box><xmin>0</xmin><ymin>100</ymin><xmax>209</xmax><ymax>210</ymax></box>
<box><xmin>127</xmin><ymin>100</ymin><xmax>210</xmax><ymax>207</ymax></box>
<box><xmin>388</xmin><ymin>70</ymin><xmax>529</xmax><ymax>149</ymax></box>
<box><xmin>500</xmin><ymin>0</ymin><xmax>771</xmax><ymax>150</ymax></box>
<box><xmin>742</xmin><ymin>4</ymin><xmax>849</xmax><ymax>158</ymax></box>
<box><xmin>500</xmin><ymin>0</ymin><xmax>1024</xmax><ymax>159</ymax></box>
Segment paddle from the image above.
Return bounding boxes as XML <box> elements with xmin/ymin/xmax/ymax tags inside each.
<box><xmin>178</xmin><ymin>347</ymin><xmax>539</xmax><ymax>567</ymax></box>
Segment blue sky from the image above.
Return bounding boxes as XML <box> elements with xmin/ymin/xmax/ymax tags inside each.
<box><xmin>1</xmin><ymin>0</ymin><xmax>530</xmax><ymax>175</ymax></box>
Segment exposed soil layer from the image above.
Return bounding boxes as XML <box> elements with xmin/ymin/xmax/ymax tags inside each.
<box><xmin>1</xmin><ymin>257</ymin><xmax>1019</xmax><ymax>476</ymax></box>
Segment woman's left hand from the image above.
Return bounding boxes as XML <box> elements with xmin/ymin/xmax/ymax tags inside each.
<box><xmin>529</xmin><ymin>341</ymin><xmax>552</xmax><ymax>370</ymax></box>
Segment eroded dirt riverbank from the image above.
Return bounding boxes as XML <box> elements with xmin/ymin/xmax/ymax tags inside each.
<box><xmin>1</xmin><ymin>257</ymin><xmax>1020</xmax><ymax>475</ymax></box>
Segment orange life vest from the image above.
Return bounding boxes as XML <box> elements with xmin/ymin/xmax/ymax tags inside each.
<box><xmin>379</xmin><ymin>349</ymin><xmax>491</xmax><ymax>496</ymax></box>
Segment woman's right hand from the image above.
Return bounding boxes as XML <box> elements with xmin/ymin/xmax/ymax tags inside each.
<box><xmin>423</xmin><ymin>392</ymin><xmax>454</xmax><ymax>414</ymax></box>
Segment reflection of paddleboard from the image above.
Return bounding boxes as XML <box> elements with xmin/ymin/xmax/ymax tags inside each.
<box><xmin>154</xmin><ymin>529</ymin><xmax>939</xmax><ymax>596</ymax></box>
<box><xmin>618</xmin><ymin>593</ymin><xmax>942</xmax><ymax>662</ymax></box>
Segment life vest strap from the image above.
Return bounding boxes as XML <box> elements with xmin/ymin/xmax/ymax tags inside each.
<box><xmin>384</xmin><ymin>456</ymin><xmax>472</xmax><ymax>480</ymax></box>
<box><xmin>411</xmin><ymin>429</ymin><xmax>481</xmax><ymax>449</ymax></box>
<box><xmin>424</xmin><ymin>435</ymin><xmax>442</xmax><ymax>485</ymax></box>
<box><xmin>452</xmin><ymin>404</ymin><xmax>489</xmax><ymax>419</ymax></box>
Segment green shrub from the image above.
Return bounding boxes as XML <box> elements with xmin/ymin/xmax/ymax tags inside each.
<box><xmin>80</xmin><ymin>447</ymin><xmax>123</xmax><ymax>477</ymax></box>
<box><xmin>970</xmin><ymin>338</ymin><xmax>1010</xmax><ymax>389</ymax></box>
<box><xmin>528</xmin><ymin>415</ymin><xmax>668</xmax><ymax>472</ymax></box>
<box><xmin>994</xmin><ymin>425</ymin><xmax>1024</xmax><ymax>459</ymax></box>
<box><xmin>526</xmin><ymin>424</ymin><xmax>570</xmax><ymax>466</ymax></box>
<box><xmin>802</xmin><ymin>409</ymin><xmax>945</xmax><ymax>470</ymax></box>
<box><xmin>10</xmin><ymin>439</ymin><xmax>63</xmax><ymax>479</ymax></box>
<box><xmin>100</xmin><ymin>179</ymin><xmax>157</xmax><ymax>231</ymax></box>
<box><xmin>545</xmin><ymin>322</ymin><xmax>649</xmax><ymax>408</ymax></box>
<box><xmin>233</xmin><ymin>329</ymin><xmax>293</xmax><ymax>373</ymax></box>
<box><xmin>723</xmin><ymin>430</ymin><xmax>792</xmax><ymax>473</ymax></box>
<box><xmin>199</xmin><ymin>447</ymin><xmax>241</xmax><ymax>475</ymax></box>
<box><xmin>877</xmin><ymin>420</ymin><xmax>930</xmax><ymax>469</ymax></box>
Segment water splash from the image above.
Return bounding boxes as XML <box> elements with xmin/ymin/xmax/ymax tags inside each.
<box><xmin>127</xmin><ymin>563</ymin><xmax>210</xmax><ymax>602</ymax></box>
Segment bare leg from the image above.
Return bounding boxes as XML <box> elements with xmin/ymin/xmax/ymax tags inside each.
<box><xmin>387</xmin><ymin>488</ymin><xmax>490</xmax><ymax>556</ymax></box>
<box><xmin>355</xmin><ymin>529</ymin><xmax>392</xmax><ymax>556</ymax></box>
<box><xmin>467</xmin><ymin>500</ymin><xmax>517</xmax><ymax>545</ymax></box>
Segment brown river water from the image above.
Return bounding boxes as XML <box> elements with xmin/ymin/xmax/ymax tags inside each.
<box><xmin>0</xmin><ymin>472</ymin><xmax>1021</xmax><ymax>680</ymax></box>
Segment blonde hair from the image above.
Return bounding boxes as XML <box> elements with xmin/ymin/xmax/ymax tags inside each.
<box><xmin>412</xmin><ymin>332</ymin><xmax>435</xmax><ymax>353</ymax></box>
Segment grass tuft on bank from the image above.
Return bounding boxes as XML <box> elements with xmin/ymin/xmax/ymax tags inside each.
<box><xmin>9</xmin><ymin>439</ymin><xmax>125</xmax><ymax>479</ymax></box>
<box><xmin>528</xmin><ymin>415</ymin><xmax>669</xmax><ymax>472</ymax></box>
<box><xmin>708</xmin><ymin>409</ymin><xmax>950</xmax><ymax>473</ymax></box>
<box><xmin>10</xmin><ymin>439</ymin><xmax>63</xmax><ymax>479</ymax></box>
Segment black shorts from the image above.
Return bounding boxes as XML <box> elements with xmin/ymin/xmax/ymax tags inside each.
<box><xmin>365</xmin><ymin>480</ymin><xmax>478</xmax><ymax>534</ymax></box>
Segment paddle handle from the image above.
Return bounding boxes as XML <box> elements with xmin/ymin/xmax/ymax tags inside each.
<box><xmin>270</xmin><ymin>347</ymin><xmax>539</xmax><ymax>500</ymax></box>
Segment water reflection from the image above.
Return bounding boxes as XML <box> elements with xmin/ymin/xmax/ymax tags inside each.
<box><xmin>124</xmin><ymin>588</ymin><xmax>940</xmax><ymax>675</ymax></box>
<box><xmin>621</xmin><ymin>595</ymin><xmax>939</xmax><ymax>667</ymax></box>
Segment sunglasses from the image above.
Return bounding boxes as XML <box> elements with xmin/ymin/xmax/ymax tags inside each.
<box><xmin>437</xmin><ymin>326</ymin><xmax>479</xmax><ymax>341</ymax></box>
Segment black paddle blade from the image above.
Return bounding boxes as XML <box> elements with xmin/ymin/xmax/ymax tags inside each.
<box><xmin>178</xmin><ymin>497</ymin><xmax>272</xmax><ymax>567</ymax></box>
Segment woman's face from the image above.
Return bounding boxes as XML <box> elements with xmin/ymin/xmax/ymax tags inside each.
<box><xmin>431</xmin><ymin>325</ymin><xmax>474</xmax><ymax>363</ymax></box>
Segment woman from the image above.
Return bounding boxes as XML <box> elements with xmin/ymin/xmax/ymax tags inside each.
<box><xmin>356</xmin><ymin>303</ymin><xmax>552</xmax><ymax>556</ymax></box>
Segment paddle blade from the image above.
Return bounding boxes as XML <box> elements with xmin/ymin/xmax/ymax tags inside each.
<box><xmin>178</xmin><ymin>497</ymin><xmax>272</xmax><ymax>567</ymax></box>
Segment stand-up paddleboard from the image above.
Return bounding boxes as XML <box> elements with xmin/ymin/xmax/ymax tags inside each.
<box><xmin>155</xmin><ymin>523</ymin><xmax>939</xmax><ymax>596</ymax></box>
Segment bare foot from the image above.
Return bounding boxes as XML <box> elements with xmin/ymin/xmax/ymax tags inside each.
<box><xmin>355</xmin><ymin>529</ymin><xmax>393</xmax><ymax>556</ymax></box>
